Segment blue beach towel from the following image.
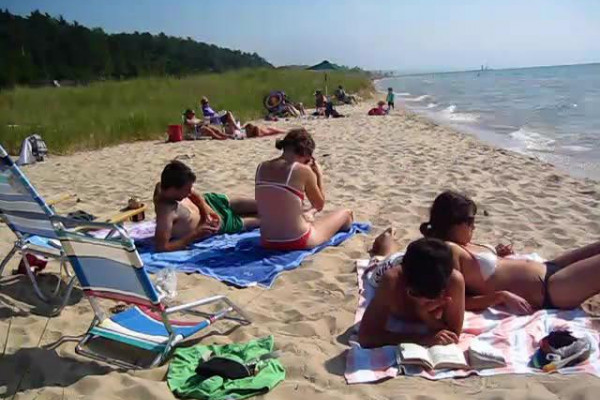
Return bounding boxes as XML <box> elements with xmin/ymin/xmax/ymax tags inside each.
<box><xmin>136</xmin><ymin>222</ymin><xmax>370</xmax><ymax>288</ymax></box>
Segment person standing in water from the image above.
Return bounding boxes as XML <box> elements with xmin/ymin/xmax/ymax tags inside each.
<box><xmin>255</xmin><ymin>128</ymin><xmax>353</xmax><ymax>250</ymax></box>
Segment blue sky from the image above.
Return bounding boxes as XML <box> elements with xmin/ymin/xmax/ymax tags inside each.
<box><xmin>2</xmin><ymin>0</ymin><xmax>599</xmax><ymax>72</ymax></box>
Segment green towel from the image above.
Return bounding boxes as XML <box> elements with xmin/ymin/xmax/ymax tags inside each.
<box><xmin>167</xmin><ymin>336</ymin><xmax>285</xmax><ymax>400</ymax></box>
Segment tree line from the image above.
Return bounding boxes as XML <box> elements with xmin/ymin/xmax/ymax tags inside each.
<box><xmin>0</xmin><ymin>10</ymin><xmax>272</xmax><ymax>89</ymax></box>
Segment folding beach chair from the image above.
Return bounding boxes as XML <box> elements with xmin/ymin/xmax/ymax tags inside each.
<box><xmin>0</xmin><ymin>144</ymin><xmax>146</xmax><ymax>314</ymax></box>
<box><xmin>52</xmin><ymin>219</ymin><xmax>251</xmax><ymax>369</ymax></box>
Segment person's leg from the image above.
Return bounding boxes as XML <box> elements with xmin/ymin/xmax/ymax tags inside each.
<box><xmin>369</xmin><ymin>227</ymin><xmax>401</xmax><ymax>258</ymax></box>
<box><xmin>241</xmin><ymin>216</ymin><xmax>260</xmax><ymax>231</ymax></box>
<box><xmin>224</xmin><ymin>111</ymin><xmax>236</xmax><ymax>126</ymax></box>
<box><xmin>201</xmin><ymin>126</ymin><xmax>228</xmax><ymax>140</ymax></box>
<box><xmin>549</xmin><ymin>241</ymin><xmax>600</xmax><ymax>268</ymax></box>
<box><xmin>548</xmin><ymin>254</ymin><xmax>600</xmax><ymax>309</ymax></box>
<box><xmin>259</xmin><ymin>126</ymin><xmax>286</xmax><ymax>136</ymax></box>
<box><xmin>305</xmin><ymin>209</ymin><xmax>353</xmax><ymax>248</ymax></box>
<box><xmin>228</xmin><ymin>197</ymin><xmax>258</xmax><ymax>216</ymax></box>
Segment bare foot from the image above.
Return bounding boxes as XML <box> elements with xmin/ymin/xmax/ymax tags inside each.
<box><xmin>369</xmin><ymin>227</ymin><xmax>401</xmax><ymax>257</ymax></box>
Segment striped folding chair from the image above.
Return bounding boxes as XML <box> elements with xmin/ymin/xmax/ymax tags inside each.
<box><xmin>52</xmin><ymin>219</ymin><xmax>251</xmax><ymax>369</ymax></box>
<box><xmin>0</xmin><ymin>145</ymin><xmax>77</xmax><ymax>313</ymax></box>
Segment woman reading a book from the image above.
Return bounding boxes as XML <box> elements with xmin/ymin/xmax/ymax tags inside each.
<box><xmin>420</xmin><ymin>191</ymin><xmax>600</xmax><ymax>312</ymax></box>
<box><xmin>358</xmin><ymin>238</ymin><xmax>466</xmax><ymax>348</ymax></box>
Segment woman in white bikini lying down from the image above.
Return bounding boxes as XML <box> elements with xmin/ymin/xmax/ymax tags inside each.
<box><xmin>255</xmin><ymin>128</ymin><xmax>353</xmax><ymax>250</ymax></box>
<box><xmin>371</xmin><ymin>190</ymin><xmax>600</xmax><ymax>313</ymax></box>
<box><xmin>419</xmin><ymin>191</ymin><xmax>600</xmax><ymax>312</ymax></box>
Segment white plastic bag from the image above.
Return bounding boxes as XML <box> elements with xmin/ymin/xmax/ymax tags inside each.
<box><xmin>155</xmin><ymin>267</ymin><xmax>177</xmax><ymax>301</ymax></box>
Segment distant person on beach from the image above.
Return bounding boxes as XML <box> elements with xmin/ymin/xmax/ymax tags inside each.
<box><xmin>224</xmin><ymin>123</ymin><xmax>286</xmax><ymax>139</ymax></box>
<box><xmin>387</xmin><ymin>87</ymin><xmax>395</xmax><ymax>109</ymax></box>
<box><xmin>153</xmin><ymin>160</ymin><xmax>260</xmax><ymax>252</ymax></box>
<box><xmin>368</xmin><ymin>101</ymin><xmax>388</xmax><ymax>116</ymax></box>
<box><xmin>183</xmin><ymin>109</ymin><xmax>230</xmax><ymax>140</ymax></box>
<box><xmin>200</xmin><ymin>96</ymin><xmax>237</xmax><ymax>126</ymax></box>
<box><xmin>416</xmin><ymin>191</ymin><xmax>600</xmax><ymax>312</ymax></box>
<box><xmin>313</xmin><ymin>90</ymin><xmax>345</xmax><ymax>118</ymax></box>
<box><xmin>334</xmin><ymin>85</ymin><xmax>358</xmax><ymax>104</ymax></box>
<box><xmin>358</xmin><ymin>236</ymin><xmax>465</xmax><ymax>348</ymax></box>
<box><xmin>255</xmin><ymin>128</ymin><xmax>353</xmax><ymax>250</ymax></box>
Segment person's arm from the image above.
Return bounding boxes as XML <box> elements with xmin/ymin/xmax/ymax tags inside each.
<box><xmin>155</xmin><ymin>204</ymin><xmax>218</xmax><ymax>252</ymax></box>
<box><xmin>465</xmin><ymin>291</ymin><xmax>504</xmax><ymax>311</ymax></box>
<box><xmin>358</xmin><ymin>274</ymin><xmax>437</xmax><ymax>348</ymax></box>
<box><xmin>303</xmin><ymin>164</ymin><xmax>325</xmax><ymax>212</ymax></box>
<box><xmin>442</xmin><ymin>271</ymin><xmax>465</xmax><ymax>336</ymax></box>
<box><xmin>188</xmin><ymin>190</ymin><xmax>211</xmax><ymax>222</ymax></box>
<box><xmin>467</xmin><ymin>290</ymin><xmax>533</xmax><ymax>314</ymax></box>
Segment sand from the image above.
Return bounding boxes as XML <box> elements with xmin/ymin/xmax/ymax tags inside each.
<box><xmin>1</xmin><ymin>103</ymin><xmax>600</xmax><ymax>399</ymax></box>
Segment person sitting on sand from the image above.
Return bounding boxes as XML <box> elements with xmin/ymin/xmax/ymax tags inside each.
<box><xmin>358</xmin><ymin>237</ymin><xmax>465</xmax><ymax>348</ymax></box>
<box><xmin>368</xmin><ymin>100</ymin><xmax>388</xmax><ymax>116</ymax></box>
<box><xmin>255</xmin><ymin>128</ymin><xmax>353</xmax><ymax>250</ymax></box>
<box><xmin>183</xmin><ymin>109</ymin><xmax>202</xmax><ymax>139</ymax></box>
<box><xmin>201</xmin><ymin>96</ymin><xmax>237</xmax><ymax>127</ymax></box>
<box><xmin>225</xmin><ymin>123</ymin><xmax>286</xmax><ymax>139</ymax></box>
<box><xmin>334</xmin><ymin>85</ymin><xmax>357</xmax><ymax>104</ymax></box>
<box><xmin>313</xmin><ymin>90</ymin><xmax>328</xmax><ymax>116</ymax></box>
<box><xmin>417</xmin><ymin>190</ymin><xmax>600</xmax><ymax>312</ymax></box>
<box><xmin>153</xmin><ymin>160</ymin><xmax>260</xmax><ymax>252</ymax></box>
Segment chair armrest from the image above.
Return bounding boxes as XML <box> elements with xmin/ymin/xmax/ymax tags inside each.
<box><xmin>100</xmin><ymin>205</ymin><xmax>148</xmax><ymax>224</ymax></box>
<box><xmin>46</xmin><ymin>193</ymin><xmax>77</xmax><ymax>206</ymax></box>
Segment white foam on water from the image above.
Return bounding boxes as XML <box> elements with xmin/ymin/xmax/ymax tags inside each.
<box><xmin>396</xmin><ymin>92</ymin><xmax>411</xmax><ymax>96</ymax></box>
<box><xmin>426</xmin><ymin>103</ymin><xmax>437</xmax><ymax>109</ymax></box>
<box><xmin>439</xmin><ymin>104</ymin><xmax>479</xmax><ymax>122</ymax></box>
<box><xmin>510</xmin><ymin>127</ymin><xmax>556</xmax><ymax>152</ymax></box>
<box><xmin>561</xmin><ymin>145</ymin><xmax>591</xmax><ymax>152</ymax></box>
<box><xmin>404</xmin><ymin>94</ymin><xmax>431</xmax><ymax>102</ymax></box>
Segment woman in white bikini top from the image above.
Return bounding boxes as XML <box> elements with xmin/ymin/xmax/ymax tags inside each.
<box><xmin>420</xmin><ymin>190</ymin><xmax>600</xmax><ymax>314</ymax></box>
<box><xmin>255</xmin><ymin>128</ymin><xmax>354</xmax><ymax>250</ymax></box>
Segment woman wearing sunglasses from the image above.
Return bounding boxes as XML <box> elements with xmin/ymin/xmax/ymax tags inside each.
<box><xmin>420</xmin><ymin>190</ymin><xmax>600</xmax><ymax>314</ymax></box>
<box><xmin>255</xmin><ymin>128</ymin><xmax>353</xmax><ymax>250</ymax></box>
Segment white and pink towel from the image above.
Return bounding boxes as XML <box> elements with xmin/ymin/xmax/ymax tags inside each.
<box><xmin>345</xmin><ymin>258</ymin><xmax>600</xmax><ymax>384</ymax></box>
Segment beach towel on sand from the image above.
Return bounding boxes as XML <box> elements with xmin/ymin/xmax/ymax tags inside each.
<box><xmin>345</xmin><ymin>257</ymin><xmax>600</xmax><ymax>383</ymax></box>
<box><xmin>167</xmin><ymin>336</ymin><xmax>285</xmax><ymax>400</ymax></box>
<box><xmin>94</xmin><ymin>220</ymin><xmax>370</xmax><ymax>288</ymax></box>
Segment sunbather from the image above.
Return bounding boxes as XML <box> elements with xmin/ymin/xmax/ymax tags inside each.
<box><xmin>420</xmin><ymin>190</ymin><xmax>600</xmax><ymax>312</ymax></box>
<box><xmin>255</xmin><ymin>128</ymin><xmax>353</xmax><ymax>250</ymax></box>
<box><xmin>368</xmin><ymin>101</ymin><xmax>388</xmax><ymax>116</ymax></box>
<box><xmin>183</xmin><ymin>109</ymin><xmax>230</xmax><ymax>140</ymax></box>
<box><xmin>153</xmin><ymin>160</ymin><xmax>260</xmax><ymax>252</ymax></box>
<box><xmin>358</xmin><ymin>237</ymin><xmax>465</xmax><ymax>348</ymax></box>
<box><xmin>201</xmin><ymin>96</ymin><xmax>237</xmax><ymax>126</ymax></box>
<box><xmin>224</xmin><ymin>123</ymin><xmax>285</xmax><ymax>139</ymax></box>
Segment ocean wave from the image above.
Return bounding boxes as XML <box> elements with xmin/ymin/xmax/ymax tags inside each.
<box><xmin>397</xmin><ymin>92</ymin><xmax>411</xmax><ymax>96</ymax></box>
<box><xmin>510</xmin><ymin>127</ymin><xmax>556</xmax><ymax>152</ymax></box>
<box><xmin>561</xmin><ymin>145</ymin><xmax>591</xmax><ymax>152</ymax></box>
<box><xmin>426</xmin><ymin>103</ymin><xmax>437</xmax><ymax>109</ymax></box>
<box><xmin>404</xmin><ymin>94</ymin><xmax>431</xmax><ymax>102</ymax></box>
<box><xmin>439</xmin><ymin>104</ymin><xmax>479</xmax><ymax>122</ymax></box>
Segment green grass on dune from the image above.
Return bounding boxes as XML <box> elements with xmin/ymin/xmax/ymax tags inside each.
<box><xmin>0</xmin><ymin>69</ymin><xmax>372</xmax><ymax>154</ymax></box>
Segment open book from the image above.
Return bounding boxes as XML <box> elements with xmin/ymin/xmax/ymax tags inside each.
<box><xmin>396</xmin><ymin>340</ymin><xmax>507</xmax><ymax>371</ymax></box>
<box><xmin>397</xmin><ymin>343</ymin><xmax>468</xmax><ymax>370</ymax></box>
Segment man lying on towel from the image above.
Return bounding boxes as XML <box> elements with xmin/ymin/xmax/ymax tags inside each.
<box><xmin>153</xmin><ymin>160</ymin><xmax>260</xmax><ymax>252</ymax></box>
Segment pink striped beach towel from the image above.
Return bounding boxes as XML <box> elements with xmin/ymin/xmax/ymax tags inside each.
<box><xmin>345</xmin><ymin>258</ymin><xmax>600</xmax><ymax>384</ymax></box>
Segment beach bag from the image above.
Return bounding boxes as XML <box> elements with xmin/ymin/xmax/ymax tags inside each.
<box><xmin>29</xmin><ymin>134</ymin><xmax>48</xmax><ymax>161</ymax></box>
<box><xmin>17</xmin><ymin>134</ymin><xmax>48</xmax><ymax>165</ymax></box>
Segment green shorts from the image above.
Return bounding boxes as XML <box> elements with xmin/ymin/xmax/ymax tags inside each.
<box><xmin>203</xmin><ymin>192</ymin><xmax>244</xmax><ymax>234</ymax></box>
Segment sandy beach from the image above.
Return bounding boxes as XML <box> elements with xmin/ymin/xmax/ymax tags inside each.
<box><xmin>2</xmin><ymin>103</ymin><xmax>600</xmax><ymax>399</ymax></box>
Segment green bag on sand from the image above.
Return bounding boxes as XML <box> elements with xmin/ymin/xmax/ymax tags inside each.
<box><xmin>167</xmin><ymin>336</ymin><xmax>285</xmax><ymax>400</ymax></box>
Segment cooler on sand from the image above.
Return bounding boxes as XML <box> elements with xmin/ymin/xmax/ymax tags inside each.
<box><xmin>167</xmin><ymin>125</ymin><xmax>183</xmax><ymax>142</ymax></box>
